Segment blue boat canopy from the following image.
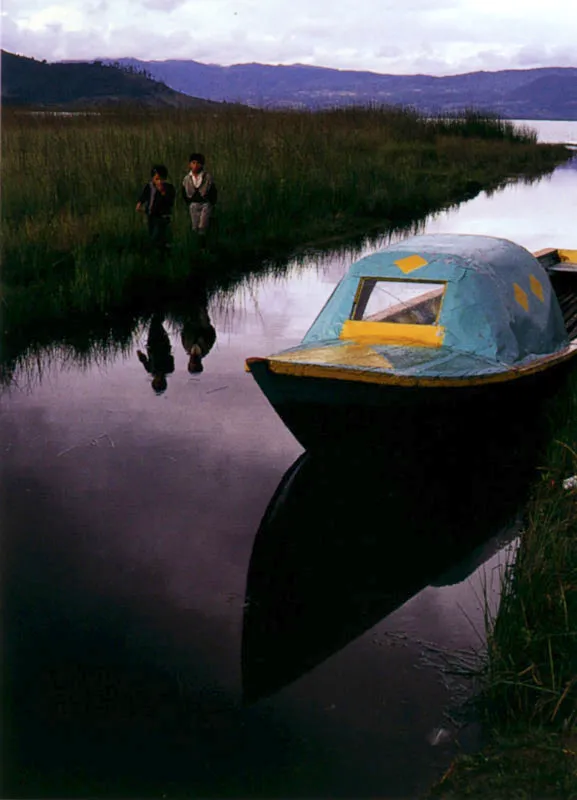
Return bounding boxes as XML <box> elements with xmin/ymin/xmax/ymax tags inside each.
<box><xmin>302</xmin><ymin>234</ymin><xmax>568</xmax><ymax>366</ymax></box>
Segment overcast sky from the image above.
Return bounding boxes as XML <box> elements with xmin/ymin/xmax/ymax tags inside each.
<box><xmin>2</xmin><ymin>0</ymin><xmax>576</xmax><ymax>75</ymax></box>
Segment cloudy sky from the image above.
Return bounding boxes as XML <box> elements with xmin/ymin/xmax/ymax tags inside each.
<box><xmin>2</xmin><ymin>0</ymin><xmax>575</xmax><ymax>75</ymax></box>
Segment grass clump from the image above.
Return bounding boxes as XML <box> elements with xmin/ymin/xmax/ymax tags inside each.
<box><xmin>429</xmin><ymin>378</ymin><xmax>577</xmax><ymax>799</ymax></box>
<box><xmin>483</xmin><ymin>461</ymin><xmax>577</xmax><ymax>733</ymax></box>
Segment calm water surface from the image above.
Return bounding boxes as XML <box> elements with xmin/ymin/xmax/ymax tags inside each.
<box><xmin>2</xmin><ymin>121</ymin><xmax>577</xmax><ymax>799</ymax></box>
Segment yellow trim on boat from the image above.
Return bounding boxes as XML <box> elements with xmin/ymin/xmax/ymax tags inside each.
<box><xmin>340</xmin><ymin>319</ymin><xmax>445</xmax><ymax>347</ymax></box>
<box><xmin>270</xmin><ymin>342</ymin><xmax>393</xmax><ymax>369</ymax></box>
<box><xmin>250</xmin><ymin>342</ymin><xmax>577</xmax><ymax>388</ymax></box>
<box><xmin>559</xmin><ymin>250</ymin><xmax>577</xmax><ymax>263</ymax></box>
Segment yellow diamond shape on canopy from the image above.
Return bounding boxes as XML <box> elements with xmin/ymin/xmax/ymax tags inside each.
<box><xmin>529</xmin><ymin>274</ymin><xmax>544</xmax><ymax>302</ymax></box>
<box><xmin>514</xmin><ymin>282</ymin><xmax>529</xmax><ymax>312</ymax></box>
<box><xmin>394</xmin><ymin>254</ymin><xmax>429</xmax><ymax>274</ymax></box>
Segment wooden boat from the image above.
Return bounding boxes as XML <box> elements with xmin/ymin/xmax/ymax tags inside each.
<box><xmin>246</xmin><ymin>234</ymin><xmax>577</xmax><ymax>451</ymax></box>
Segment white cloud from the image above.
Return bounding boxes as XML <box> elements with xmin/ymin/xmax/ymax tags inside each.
<box><xmin>18</xmin><ymin>4</ymin><xmax>84</xmax><ymax>31</ymax></box>
<box><xmin>2</xmin><ymin>0</ymin><xmax>576</xmax><ymax>74</ymax></box>
<box><xmin>139</xmin><ymin>0</ymin><xmax>189</xmax><ymax>10</ymax></box>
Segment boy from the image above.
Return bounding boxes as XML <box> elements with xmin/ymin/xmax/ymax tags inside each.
<box><xmin>136</xmin><ymin>164</ymin><xmax>176</xmax><ymax>250</ymax></box>
<box><xmin>181</xmin><ymin>153</ymin><xmax>217</xmax><ymax>244</ymax></box>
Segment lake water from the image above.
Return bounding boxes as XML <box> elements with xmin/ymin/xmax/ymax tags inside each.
<box><xmin>2</xmin><ymin>121</ymin><xmax>577</xmax><ymax>799</ymax></box>
<box><xmin>516</xmin><ymin>119</ymin><xmax>577</xmax><ymax>145</ymax></box>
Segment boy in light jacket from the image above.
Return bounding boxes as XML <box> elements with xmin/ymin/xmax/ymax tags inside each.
<box><xmin>181</xmin><ymin>152</ymin><xmax>217</xmax><ymax>244</ymax></box>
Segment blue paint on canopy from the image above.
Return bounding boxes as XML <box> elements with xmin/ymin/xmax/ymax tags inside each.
<box><xmin>302</xmin><ymin>234</ymin><xmax>568</xmax><ymax>366</ymax></box>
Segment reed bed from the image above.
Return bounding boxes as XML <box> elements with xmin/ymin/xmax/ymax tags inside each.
<box><xmin>431</xmin><ymin>376</ymin><xmax>577</xmax><ymax>799</ymax></box>
<box><xmin>479</xmin><ymin>374</ymin><xmax>577</xmax><ymax>732</ymax></box>
<box><xmin>2</xmin><ymin>105</ymin><xmax>571</xmax><ymax>329</ymax></box>
<box><xmin>483</xmin><ymin>471</ymin><xmax>577</xmax><ymax>732</ymax></box>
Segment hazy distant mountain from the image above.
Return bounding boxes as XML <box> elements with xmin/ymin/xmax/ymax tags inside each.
<box><xmin>99</xmin><ymin>58</ymin><xmax>577</xmax><ymax>119</ymax></box>
<box><xmin>1</xmin><ymin>51</ymin><xmax>222</xmax><ymax>109</ymax></box>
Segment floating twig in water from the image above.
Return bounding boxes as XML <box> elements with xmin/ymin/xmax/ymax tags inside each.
<box><xmin>57</xmin><ymin>432</ymin><xmax>115</xmax><ymax>457</ymax></box>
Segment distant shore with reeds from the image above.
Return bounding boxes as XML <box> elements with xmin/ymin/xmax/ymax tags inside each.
<box><xmin>2</xmin><ymin>105</ymin><xmax>572</xmax><ymax>338</ymax></box>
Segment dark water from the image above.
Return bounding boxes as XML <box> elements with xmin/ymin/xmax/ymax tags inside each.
<box><xmin>2</xmin><ymin>138</ymin><xmax>577</xmax><ymax>798</ymax></box>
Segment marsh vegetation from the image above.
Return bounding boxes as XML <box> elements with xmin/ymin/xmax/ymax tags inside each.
<box><xmin>431</xmin><ymin>377</ymin><xmax>577</xmax><ymax>799</ymax></box>
<box><xmin>2</xmin><ymin>106</ymin><xmax>571</xmax><ymax>336</ymax></box>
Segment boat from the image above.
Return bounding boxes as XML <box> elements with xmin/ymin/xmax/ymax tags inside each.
<box><xmin>246</xmin><ymin>234</ymin><xmax>577</xmax><ymax>451</ymax></box>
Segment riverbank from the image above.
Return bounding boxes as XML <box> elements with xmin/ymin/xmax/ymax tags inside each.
<box><xmin>2</xmin><ymin>106</ymin><xmax>572</xmax><ymax>337</ymax></box>
<box><xmin>429</xmin><ymin>377</ymin><xmax>577</xmax><ymax>799</ymax></box>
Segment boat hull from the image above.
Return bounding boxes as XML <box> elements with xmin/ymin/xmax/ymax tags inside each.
<box><xmin>248</xmin><ymin>357</ymin><xmax>573</xmax><ymax>453</ymax></box>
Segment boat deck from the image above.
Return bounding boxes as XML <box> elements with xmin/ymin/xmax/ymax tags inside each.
<box><xmin>535</xmin><ymin>248</ymin><xmax>577</xmax><ymax>339</ymax></box>
<box><xmin>555</xmin><ymin>285</ymin><xmax>577</xmax><ymax>339</ymax></box>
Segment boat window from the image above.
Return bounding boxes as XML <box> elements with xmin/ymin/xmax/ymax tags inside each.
<box><xmin>351</xmin><ymin>279</ymin><xmax>445</xmax><ymax>325</ymax></box>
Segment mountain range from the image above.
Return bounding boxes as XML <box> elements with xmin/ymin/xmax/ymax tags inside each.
<box><xmin>103</xmin><ymin>58</ymin><xmax>577</xmax><ymax>119</ymax></box>
<box><xmin>3</xmin><ymin>49</ymin><xmax>577</xmax><ymax>119</ymax></box>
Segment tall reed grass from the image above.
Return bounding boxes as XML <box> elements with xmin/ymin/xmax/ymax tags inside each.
<box><xmin>1</xmin><ymin>105</ymin><xmax>572</xmax><ymax>338</ymax></box>
<box><xmin>481</xmin><ymin>373</ymin><xmax>577</xmax><ymax>734</ymax></box>
<box><xmin>430</xmin><ymin>374</ymin><xmax>577</xmax><ymax>798</ymax></box>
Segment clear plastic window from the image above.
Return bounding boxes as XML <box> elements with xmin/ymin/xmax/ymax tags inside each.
<box><xmin>351</xmin><ymin>279</ymin><xmax>445</xmax><ymax>325</ymax></box>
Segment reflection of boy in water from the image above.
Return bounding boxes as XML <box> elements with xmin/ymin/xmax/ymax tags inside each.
<box><xmin>181</xmin><ymin>302</ymin><xmax>216</xmax><ymax>373</ymax></box>
<box><xmin>137</xmin><ymin>313</ymin><xmax>175</xmax><ymax>394</ymax></box>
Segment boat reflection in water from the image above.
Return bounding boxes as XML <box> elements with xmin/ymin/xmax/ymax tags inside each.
<box><xmin>241</xmin><ymin>423</ymin><xmax>549</xmax><ymax>704</ymax></box>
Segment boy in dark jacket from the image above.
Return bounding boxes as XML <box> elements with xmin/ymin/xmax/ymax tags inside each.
<box><xmin>136</xmin><ymin>164</ymin><xmax>176</xmax><ymax>249</ymax></box>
